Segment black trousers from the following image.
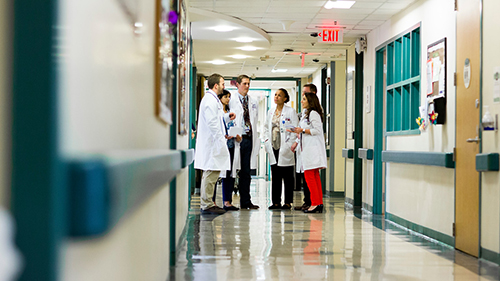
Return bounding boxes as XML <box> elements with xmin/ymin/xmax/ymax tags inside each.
<box><xmin>271</xmin><ymin>148</ymin><xmax>295</xmax><ymax>205</ymax></box>
<box><xmin>296</xmin><ymin>172</ymin><xmax>311</xmax><ymax>206</ymax></box>
<box><xmin>239</xmin><ymin>137</ymin><xmax>253</xmax><ymax>206</ymax></box>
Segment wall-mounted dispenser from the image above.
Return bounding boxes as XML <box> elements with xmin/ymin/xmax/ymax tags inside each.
<box><xmin>482</xmin><ymin>106</ymin><xmax>497</xmax><ymax>131</ymax></box>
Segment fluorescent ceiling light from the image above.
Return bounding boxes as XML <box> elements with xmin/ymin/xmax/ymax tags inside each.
<box><xmin>239</xmin><ymin>46</ymin><xmax>258</xmax><ymax>51</ymax></box>
<box><xmin>324</xmin><ymin>1</ymin><xmax>355</xmax><ymax>9</ymax></box>
<box><xmin>235</xmin><ymin>37</ymin><xmax>254</xmax><ymax>43</ymax></box>
<box><xmin>211</xmin><ymin>60</ymin><xmax>228</xmax><ymax>65</ymax></box>
<box><xmin>213</xmin><ymin>26</ymin><xmax>236</xmax><ymax>32</ymax></box>
<box><xmin>271</xmin><ymin>69</ymin><xmax>288</xmax><ymax>73</ymax></box>
<box><xmin>230</xmin><ymin>55</ymin><xmax>248</xmax><ymax>59</ymax></box>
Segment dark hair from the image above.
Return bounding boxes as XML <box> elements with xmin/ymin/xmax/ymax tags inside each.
<box><xmin>278</xmin><ymin>88</ymin><xmax>290</xmax><ymax>103</ymax></box>
<box><xmin>236</xmin><ymin>74</ymin><xmax>250</xmax><ymax>84</ymax></box>
<box><xmin>218</xmin><ymin>89</ymin><xmax>231</xmax><ymax>112</ymax></box>
<box><xmin>304</xmin><ymin>92</ymin><xmax>324</xmax><ymax>123</ymax></box>
<box><xmin>303</xmin><ymin>83</ymin><xmax>317</xmax><ymax>94</ymax></box>
<box><xmin>208</xmin><ymin>73</ymin><xmax>223</xmax><ymax>89</ymax></box>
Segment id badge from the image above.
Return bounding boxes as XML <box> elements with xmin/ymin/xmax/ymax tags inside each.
<box><xmin>244</xmin><ymin>125</ymin><xmax>251</xmax><ymax>133</ymax></box>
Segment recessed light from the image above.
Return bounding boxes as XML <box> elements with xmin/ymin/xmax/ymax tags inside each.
<box><xmin>235</xmin><ymin>37</ymin><xmax>254</xmax><ymax>43</ymax></box>
<box><xmin>272</xmin><ymin>69</ymin><xmax>288</xmax><ymax>73</ymax></box>
<box><xmin>213</xmin><ymin>26</ymin><xmax>236</xmax><ymax>32</ymax></box>
<box><xmin>230</xmin><ymin>55</ymin><xmax>248</xmax><ymax>59</ymax></box>
<box><xmin>324</xmin><ymin>1</ymin><xmax>355</xmax><ymax>9</ymax></box>
<box><xmin>211</xmin><ymin>60</ymin><xmax>228</xmax><ymax>65</ymax></box>
<box><xmin>239</xmin><ymin>46</ymin><xmax>258</xmax><ymax>51</ymax></box>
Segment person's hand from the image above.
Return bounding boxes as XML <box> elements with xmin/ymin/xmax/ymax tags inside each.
<box><xmin>291</xmin><ymin>142</ymin><xmax>298</xmax><ymax>153</ymax></box>
<box><xmin>235</xmin><ymin>135</ymin><xmax>242</xmax><ymax>142</ymax></box>
<box><xmin>229</xmin><ymin>112</ymin><xmax>236</xmax><ymax>120</ymax></box>
<box><xmin>287</xmin><ymin>127</ymin><xmax>303</xmax><ymax>134</ymax></box>
<box><xmin>225</xmin><ymin>135</ymin><xmax>234</xmax><ymax>140</ymax></box>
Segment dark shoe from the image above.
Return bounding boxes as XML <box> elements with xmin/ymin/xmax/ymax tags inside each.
<box><xmin>294</xmin><ymin>203</ymin><xmax>309</xmax><ymax>211</ymax></box>
<box><xmin>241</xmin><ymin>203</ymin><xmax>260</xmax><ymax>209</ymax></box>
<box><xmin>201</xmin><ymin>206</ymin><xmax>226</xmax><ymax>215</ymax></box>
<box><xmin>281</xmin><ymin>203</ymin><xmax>291</xmax><ymax>210</ymax></box>
<box><xmin>303</xmin><ymin>205</ymin><xmax>324</xmax><ymax>213</ymax></box>
<box><xmin>223</xmin><ymin>205</ymin><xmax>239</xmax><ymax>211</ymax></box>
<box><xmin>268</xmin><ymin>204</ymin><xmax>281</xmax><ymax>210</ymax></box>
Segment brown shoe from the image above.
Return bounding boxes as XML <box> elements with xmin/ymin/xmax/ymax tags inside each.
<box><xmin>294</xmin><ymin>203</ymin><xmax>309</xmax><ymax>211</ymax></box>
<box><xmin>201</xmin><ymin>206</ymin><xmax>226</xmax><ymax>215</ymax></box>
<box><xmin>241</xmin><ymin>203</ymin><xmax>259</xmax><ymax>209</ymax></box>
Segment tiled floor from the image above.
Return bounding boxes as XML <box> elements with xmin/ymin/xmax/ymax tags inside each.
<box><xmin>172</xmin><ymin>179</ymin><xmax>500</xmax><ymax>280</ymax></box>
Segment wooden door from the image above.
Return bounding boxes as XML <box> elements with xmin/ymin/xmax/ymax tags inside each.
<box><xmin>455</xmin><ymin>0</ymin><xmax>481</xmax><ymax>257</ymax></box>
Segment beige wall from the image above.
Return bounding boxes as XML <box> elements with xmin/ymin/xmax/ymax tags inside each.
<box><xmin>333</xmin><ymin>60</ymin><xmax>346</xmax><ymax>193</ymax></box>
<box><xmin>344</xmin><ymin>45</ymin><xmax>356</xmax><ymax>200</ymax></box>
<box><xmin>364</xmin><ymin>0</ymin><xmax>456</xmax><ymax>235</ymax></box>
<box><xmin>0</xmin><ymin>0</ymin><xmax>11</xmax><ymax>208</ymax></box>
<box><xmin>57</xmin><ymin>0</ymin><xmax>188</xmax><ymax>279</ymax></box>
<box><xmin>480</xmin><ymin>0</ymin><xmax>500</xmax><ymax>255</ymax></box>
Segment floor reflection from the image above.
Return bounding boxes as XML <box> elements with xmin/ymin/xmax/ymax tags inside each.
<box><xmin>172</xmin><ymin>179</ymin><xmax>500</xmax><ymax>281</ymax></box>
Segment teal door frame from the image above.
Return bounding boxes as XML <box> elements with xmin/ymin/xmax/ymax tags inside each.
<box><xmin>373</xmin><ymin>49</ymin><xmax>385</xmax><ymax>215</ymax></box>
<box><xmin>12</xmin><ymin>1</ymin><xmax>66</xmax><ymax>280</ymax></box>
<box><xmin>169</xmin><ymin>0</ymin><xmax>179</xmax><ymax>266</ymax></box>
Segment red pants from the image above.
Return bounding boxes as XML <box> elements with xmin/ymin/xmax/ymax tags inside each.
<box><xmin>304</xmin><ymin>168</ymin><xmax>323</xmax><ymax>205</ymax></box>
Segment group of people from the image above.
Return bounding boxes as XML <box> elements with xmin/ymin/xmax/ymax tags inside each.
<box><xmin>193</xmin><ymin>73</ymin><xmax>327</xmax><ymax>215</ymax></box>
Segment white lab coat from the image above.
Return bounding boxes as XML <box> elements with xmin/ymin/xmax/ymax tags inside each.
<box><xmin>194</xmin><ymin>90</ymin><xmax>231</xmax><ymax>172</ymax></box>
<box><xmin>296</xmin><ymin>109</ymin><xmax>327</xmax><ymax>172</ymax></box>
<box><xmin>228</xmin><ymin>93</ymin><xmax>260</xmax><ymax>174</ymax></box>
<box><xmin>263</xmin><ymin>104</ymin><xmax>298</xmax><ymax>166</ymax></box>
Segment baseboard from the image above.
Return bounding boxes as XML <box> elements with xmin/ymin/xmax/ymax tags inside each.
<box><xmin>362</xmin><ymin>202</ymin><xmax>373</xmax><ymax>213</ymax></box>
<box><xmin>327</xmin><ymin>191</ymin><xmax>345</xmax><ymax>197</ymax></box>
<box><xmin>385</xmin><ymin>212</ymin><xmax>455</xmax><ymax>247</ymax></box>
<box><xmin>345</xmin><ymin>197</ymin><xmax>354</xmax><ymax>205</ymax></box>
<box><xmin>481</xmin><ymin>247</ymin><xmax>500</xmax><ymax>265</ymax></box>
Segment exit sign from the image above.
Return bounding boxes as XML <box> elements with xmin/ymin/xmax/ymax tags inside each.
<box><xmin>319</xmin><ymin>29</ymin><xmax>343</xmax><ymax>43</ymax></box>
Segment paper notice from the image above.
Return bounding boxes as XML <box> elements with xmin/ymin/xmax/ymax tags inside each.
<box><xmin>494</xmin><ymin>67</ymin><xmax>500</xmax><ymax>103</ymax></box>
<box><xmin>438</xmin><ymin>65</ymin><xmax>445</xmax><ymax>98</ymax></box>
<box><xmin>432</xmin><ymin>57</ymin><xmax>441</xmax><ymax>82</ymax></box>
<box><xmin>228</xmin><ymin>127</ymin><xmax>243</xmax><ymax>137</ymax></box>
<box><xmin>427</xmin><ymin>59</ymin><xmax>433</xmax><ymax>95</ymax></box>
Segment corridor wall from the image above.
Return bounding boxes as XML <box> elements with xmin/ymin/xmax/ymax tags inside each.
<box><xmin>333</xmin><ymin>60</ymin><xmax>346</xmax><ymax>194</ymax></box>
<box><xmin>364</xmin><ymin>0</ymin><xmax>456</xmax><ymax>238</ymax></box>
<box><xmin>57</xmin><ymin>0</ymin><xmax>189</xmax><ymax>280</ymax></box>
<box><xmin>481</xmin><ymin>0</ymin><xmax>500</xmax><ymax>260</ymax></box>
<box><xmin>345</xmin><ymin>45</ymin><xmax>356</xmax><ymax>202</ymax></box>
<box><xmin>0</xmin><ymin>0</ymin><xmax>10</xmax><ymax>207</ymax></box>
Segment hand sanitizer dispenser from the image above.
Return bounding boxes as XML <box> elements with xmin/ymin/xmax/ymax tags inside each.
<box><xmin>482</xmin><ymin>106</ymin><xmax>495</xmax><ymax>131</ymax></box>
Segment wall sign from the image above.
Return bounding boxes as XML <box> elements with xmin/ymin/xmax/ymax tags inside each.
<box><xmin>464</xmin><ymin>58</ymin><xmax>471</xmax><ymax>89</ymax></box>
<box><xmin>318</xmin><ymin>29</ymin><xmax>343</xmax><ymax>43</ymax></box>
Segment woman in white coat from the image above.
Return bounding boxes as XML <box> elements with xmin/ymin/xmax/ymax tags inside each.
<box><xmin>289</xmin><ymin>92</ymin><xmax>327</xmax><ymax>213</ymax></box>
<box><xmin>264</xmin><ymin>88</ymin><xmax>298</xmax><ymax>210</ymax></box>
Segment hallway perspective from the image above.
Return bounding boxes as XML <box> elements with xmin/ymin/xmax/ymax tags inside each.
<box><xmin>173</xmin><ymin>180</ymin><xmax>500</xmax><ymax>281</ymax></box>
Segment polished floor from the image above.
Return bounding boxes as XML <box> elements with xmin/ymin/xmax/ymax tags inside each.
<box><xmin>172</xmin><ymin>179</ymin><xmax>500</xmax><ymax>281</ymax></box>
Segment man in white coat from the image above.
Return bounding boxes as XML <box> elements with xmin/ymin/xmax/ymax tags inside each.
<box><xmin>228</xmin><ymin>74</ymin><xmax>260</xmax><ymax>209</ymax></box>
<box><xmin>194</xmin><ymin>73</ymin><xmax>235</xmax><ymax>215</ymax></box>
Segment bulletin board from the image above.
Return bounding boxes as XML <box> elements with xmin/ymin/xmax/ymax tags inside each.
<box><xmin>426</xmin><ymin>38</ymin><xmax>447</xmax><ymax>124</ymax></box>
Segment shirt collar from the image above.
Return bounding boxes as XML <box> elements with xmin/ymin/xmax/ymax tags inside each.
<box><xmin>238</xmin><ymin>92</ymin><xmax>247</xmax><ymax>102</ymax></box>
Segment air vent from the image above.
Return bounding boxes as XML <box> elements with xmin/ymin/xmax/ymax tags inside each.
<box><xmin>260</xmin><ymin>55</ymin><xmax>275</xmax><ymax>61</ymax></box>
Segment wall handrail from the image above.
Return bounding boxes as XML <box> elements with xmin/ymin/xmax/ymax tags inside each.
<box><xmin>381</xmin><ymin>150</ymin><xmax>454</xmax><ymax>168</ymax></box>
<box><xmin>476</xmin><ymin>153</ymin><xmax>499</xmax><ymax>172</ymax></box>
<box><xmin>342</xmin><ymin>148</ymin><xmax>354</xmax><ymax>159</ymax></box>
<box><xmin>358</xmin><ymin>148</ymin><xmax>374</xmax><ymax>160</ymax></box>
<box><xmin>67</xmin><ymin>149</ymin><xmax>194</xmax><ymax>238</ymax></box>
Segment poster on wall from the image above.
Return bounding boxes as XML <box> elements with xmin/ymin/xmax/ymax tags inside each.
<box><xmin>155</xmin><ymin>0</ymin><xmax>176</xmax><ymax>125</ymax></box>
<box><xmin>346</xmin><ymin>71</ymin><xmax>354</xmax><ymax>139</ymax></box>
<box><xmin>177</xmin><ymin>0</ymin><xmax>190</xmax><ymax>135</ymax></box>
<box><xmin>426</xmin><ymin>38</ymin><xmax>447</xmax><ymax>125</ymax></box>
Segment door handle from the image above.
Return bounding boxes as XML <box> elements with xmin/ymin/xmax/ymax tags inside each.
<box><xmin>466</xmin><ymin>137</ymin><xmax>480</xmax><ymax>143</ymax></box>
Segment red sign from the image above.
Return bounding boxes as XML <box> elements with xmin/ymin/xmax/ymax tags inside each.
<box><xmin>319</xmin><ymin>29</ymin><xmax>343</xmax><ymax>43</ymax></box>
